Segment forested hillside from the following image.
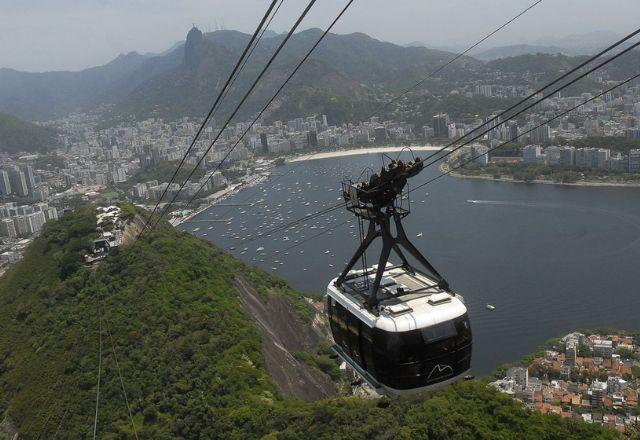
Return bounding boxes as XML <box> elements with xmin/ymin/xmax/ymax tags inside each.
<box><xmin>0</xmin><ymin>112</ymin><xmax>57</xmax><ymax>154</ymax></box>
<box><xmin>0</xmin><ymin>209</ymin><xmax>620</xmax><ymax>439</ymax></box>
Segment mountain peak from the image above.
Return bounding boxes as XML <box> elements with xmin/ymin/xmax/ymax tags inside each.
<box><xmin>185</xmin><ymin>26</ymin><xmax>204</xmax><ymax>69</ymax></box>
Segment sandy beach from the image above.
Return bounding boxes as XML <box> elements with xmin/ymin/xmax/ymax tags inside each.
<box><xmin>289</xmin><ymin>145</ymin><xmax>447</xmax><ymax>162</ymax></box>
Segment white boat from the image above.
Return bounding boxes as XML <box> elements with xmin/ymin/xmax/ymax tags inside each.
<box><xmin>486</xmin><ymin>304</ymin><xmax>496</xmax><ymax>311</ymax></box>
<box><xmin>416</xmin><ymin>232</ymin><xmax>423</xmax><ymax>238</ymax></box>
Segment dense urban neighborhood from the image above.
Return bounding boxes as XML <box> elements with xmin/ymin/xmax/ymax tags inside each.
<box><xmin>491</xmin><ymin>331</ymin><xmax>640</xmax><ymax>433</ymax></box>
<box><xmin>3</xmin><ymin>73</ymin><xmax>640</xmax><ymax>269</ymax></box>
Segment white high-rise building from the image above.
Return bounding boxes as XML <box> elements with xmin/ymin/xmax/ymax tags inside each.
<box><xmin>44</xmin><ymin>207</ymin><xmax>58</xmax><ymax>222</ymax></box>
<box><xmin>595</xmin><ymin>149</ymin><xmax>610</xmax><ymax>170</ymax></box>
<box><xmin>576</xmin><ymin>148</ymin><xmax>596</xmax><ymax>169</ymax></box>
<box><xmin>529</xmin><ymin>125</ymin><xmax>551</xmax><ymax>143</ymax></box>
<box><xmin>26</xmin><ymin>211</ymin><xmax>46</xmax><ymax>233</ymax></box>
<box><xmin>0</xmin><ymin>170</ymin><xmax>11</xmax><ymax>196</ymax></box>
<box><xmin>523</xmin><ymin>145</ymin><xmax>543</xmax><ymax>164</ymax></box>
<box><xmin>629</xmin><ymin>149</ymin><xmax>640</xmax><ymax>172</ymax></box>
<box><xmin>13</xmin><ymin>216</ymin><xmax>28</xmax><ymax>235</ymax></box>
<box><xmin>9</xmin><ymin>168</ymin><xmax>28</xmax><ymax>196</ymax></box>
<box><xmin>0</xmin><ymin>218</ymin><xmax>17</xmax><ymax>238</ymax></box>
<box><xmin>565</xmin><ymin>342</ymin><xmax>577</xmax><ymax>366</ymax></box>
<box><xmin>470</xmin><ymin>144</ymin><xmax>489</xmax><ymax>165</ymax></box>
<box><xmin>559</xmin><ymin>146</ymin><xmax>576</xmax><ymax>168</ymax></box>
<box><xmin>545</xmin><ymin>146</ymin><xmax>561</xmax><ymax>165</ymax></box>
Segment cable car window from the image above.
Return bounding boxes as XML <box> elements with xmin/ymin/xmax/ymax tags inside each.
<box><xmin>360</xmin><ymin>325</ymin><xmax>374</xmax><ymax>372</ymax></box>
<box><xmin>347</xmin><ymin>313</ymin><xmax>362</xmax><ymax>365</ymax></box>
<box><xmin>426</xmin><ymin>337</ymin><xmax>456</xmax><ymax>357</ymax></box>
<box><xmin>336</xmin><ymin>303</ymin><xmax>354</xmax><ymax>357</ymax></box>
<box><xmin>454</xmin><ymin>315</ymin><xmax>472</xmax><ymax>347</ymax></box>
<box><xmin>331</xmin><ymin>301</ymin><xmax>346</xmax><ymax>349</ymax></box>
<box><xmin>420</xmin><ymin>321</ymin><xmax>457</xmax><ymax>344</ymax></box>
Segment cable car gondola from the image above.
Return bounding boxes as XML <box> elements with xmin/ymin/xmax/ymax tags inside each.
<box><xmin>326</xmin><ymin>155</ymin><xmax>472</xmax><ymax>394</ymax></box>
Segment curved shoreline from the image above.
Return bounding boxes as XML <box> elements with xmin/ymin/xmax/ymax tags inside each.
<box><xmin>289</xmin><ymin>145</ymin><xmax>447</xmax><ymax>162</ymax></box>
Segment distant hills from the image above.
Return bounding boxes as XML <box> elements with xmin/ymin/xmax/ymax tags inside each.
<box><xmin>407</xmin><ymin>31</ymin><xmax>624</xmax><ymax>59</ymax></box>
<box><xmin>0</xmin><ymin>28</ymin><xmax>637</xmax><ymax>126</ymax></box>
<box><xmin>473</xmin><ymin>44</ymin><xmax>569</xmax><ymax>60</ymax></box>
<box><xmin>0</xmin><ymin>28</ymin><xmax>477</xmax><ymax>123</ymax></box>
<box><xmin>100</xmin><ymin>27</ymin><xmax>480</xmax><ymax>124</ymax></box>
<box><xmin>0</xmin><ymin>112</ymin><xmax>57</xmax><ymax>154</ymax></box>
<box><xmin>0</xmin><ymin>52</ymin><xmax>153</xmax><ymax>121</ymax></box>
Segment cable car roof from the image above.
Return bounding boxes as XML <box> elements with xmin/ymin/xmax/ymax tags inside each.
<box><xmin>327</xmin><ymin>265</ymin><xmax>467</xmax><ymax>333</ymax></box>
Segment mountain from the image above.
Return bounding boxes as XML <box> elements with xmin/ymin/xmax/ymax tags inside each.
<box><xmin>473</xmin><ymin>44</ymin><xmax>569</xmax><ymax>60</ymax></box>
<box><xmin>0</xmin><ymin>112</ymin><xmax>57</xmax><ymax>154</ymax></box>
<box><xmin>0</xmin><ymin>207</ymin><xmax>619</xmax><ymax>438</ymax></box>
<box><xmin>0</xmin><ymin>27</ymin><xmax>636</xmax><ymax>127</ymax></box>
<box><xmin>421</xmin><ymin>31</ymin><xmax>625</xmax><ymax>60</ymax></box>
<box><xmin>109</xmin><ymin>28</ymin><xmax>477</xmax><ymax>124</ymax></box>
<box><xmin>0</xmin><ymin>28</ymin><xmax>479</xmax><ymax>124</ymax></box>
<box><xmin>0</xmin><ymin>52</ymin><xmax>155</xmax><ymax>120</ymax></box>
<box><xmin>261</xmin><ymin>29</ymin><xmax>280</xmax><ymax>39</ymax></box>
<box><xmin>533</xmin><ymin>31</ymin><xmax>622</xmax><ymax>54</ymax></box>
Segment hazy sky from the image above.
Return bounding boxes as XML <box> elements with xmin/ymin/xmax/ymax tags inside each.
<box><xmin>1</xmin><ymin>0</ymin><xmax>637</xmax><ymax>72</ymax></box>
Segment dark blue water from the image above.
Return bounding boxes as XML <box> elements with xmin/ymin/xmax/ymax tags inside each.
<box><xmin>179</xmin><ymin>153</ymin><xmax>640</xmax><ymax>376</ymax></box>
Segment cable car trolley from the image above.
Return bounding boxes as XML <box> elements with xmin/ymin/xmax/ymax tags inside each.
<box><xmin>326</xmin><ymin>154</ymin><xmax>472</xmax><ymax>394</ymax></box>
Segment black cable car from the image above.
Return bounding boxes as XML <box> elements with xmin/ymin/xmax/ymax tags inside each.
<box><xmin>326</xmin><ymin>155</ymin><xmax>472</xmax><ymax>394</ymax></box>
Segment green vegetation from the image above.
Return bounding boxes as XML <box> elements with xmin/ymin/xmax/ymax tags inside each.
<box><xmin>458</xmin><ymin>162</ymin><xmax>640</xmax><ymax>184</ymax></box>
<box><xmin>127</xmin><ymin>160</ymin><xmax>206</xmax><ymax>186</ymax></box>
<box><xmin>0</xmin><ymin>212</ymin><xmax>620</xmax><ymax>439</ymax></box>
<box><xmin>119</xmin><ymin>202</ymin><xmax>138</xmax><ymax>223</ymax></box>
<box><xmin>0</xmin><ymin>112</ymin><xmax>57</xmax><ymax>154</ymax></box>
<box><xmin>485</xmin><ymin>53</ymin><xmax>599</xmax><ymax>94</ymax></box>
<box><xmin>490</xmin><ymin>336</ymin><xmax>563</xmax><ymax>381</ymax></box>
<box><xmin>487</xmin><ymin>53</ymin><xmax>580</xmax><ymax>77</ymax></box>
<box><xmin>568</xmin><ymin>137</ymin><xmax>640</xmax><ymax>155</ymax></box>
<box><xmin>294</xmin><ymin>343</ymin><xmax>345</xmax><ymax>382</ymax></box>
<box><xmin>572</xmin><ymin>327</ymin><xmax>640</xmax><ymax>340</ymax></box>
<box><xmin>487</xmin><ymin>142</ymin><xmax>523</xmax><ymax>158</ymax></box>
<box><xmin>32</xmin><ymin>154</ymin><xmax>66</xmax><ymax>170</ymax></box>
<box><xmin>420</xmin><ymin>94</ymin><xmax>521</xmax><ymax>121</ymax></box>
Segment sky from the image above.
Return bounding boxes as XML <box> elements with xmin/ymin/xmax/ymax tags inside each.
<box><xmin>0</xmin><ymin>0</ymin><xmax>637</xmax><ymax>72</ymax></box>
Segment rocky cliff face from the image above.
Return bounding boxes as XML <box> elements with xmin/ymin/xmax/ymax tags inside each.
<box><xmin>184</xmin><ymin>26</ymin><xmax>204</xmax><ymax>69</ymax></box>
<box><xmin>234</xmin><ymin>276</ymin><xmax>336</xmax><ymax>401</ymax></box>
